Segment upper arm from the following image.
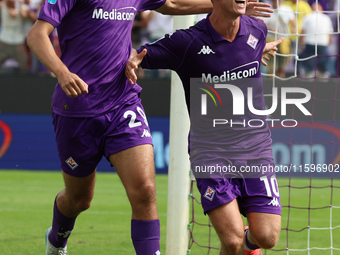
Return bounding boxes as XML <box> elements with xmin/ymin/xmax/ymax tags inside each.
<box><xmin>38</xmin><ymin>0</ymin><xmax>78</xmax><ymax>28</ymax></box>
<box><xmin>140</xmin><ymin>29</ymin><xmax>192</xmax><ymax>70</ymax></box>
<box><xmin>139</xmin><ymin>0</ymin><xmax>167</xmax><ymax>12</ymax></box>
<box><xmin>154</xmin><ymin>0</ymin><xmax>172</xmax><ymax>14</ymax></box>
<box><xmin>155</xmin><ymin>0</ymin><xmax>212</xmax><ymax>15</ymax></box>
<box><xmin>30</xmin><ymin>19</ymin><xmax>55</xmax><ymax>37</ymax></box>
<box><xmin>27</xmin><ymin>19</ymin><xmax>55</xmax><ymax>48</ymax></box>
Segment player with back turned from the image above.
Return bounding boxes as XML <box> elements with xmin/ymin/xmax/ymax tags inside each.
<box><xmin>126</xmin><ymin>0</ymin><xmax>283</xmax><ymax>254</ymax></box>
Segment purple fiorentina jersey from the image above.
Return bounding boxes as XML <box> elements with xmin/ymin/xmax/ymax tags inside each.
<box><xmin>38</xmin><ymin>0</ymin><xmax>166</xmax><ymax>117</ymax></box>
<box><xmin>139</xmin><ymin>15</ymin><xmax>273</xmax><ymax>160</ymax></box>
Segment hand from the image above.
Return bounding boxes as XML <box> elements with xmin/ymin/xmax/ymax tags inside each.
<box><xmin>56</xmin><ymin>70</ymin><xmax>89</xmax><ymax>98</ymax></box>
<box><xmin>246</xmin><ymin>0</ymin><xmax>274</xmax><ymax>21</ymax></box>
<box><xmin>261</xmin><ymin>38</ymin><xmax>284</xmax><ymax>66</ymax></box>
<box><xmin>125</xmin><ymin>49</ymin><xmax>147</xmax><ymax>85</ymax></box>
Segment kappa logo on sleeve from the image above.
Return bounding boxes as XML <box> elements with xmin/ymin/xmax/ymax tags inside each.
<box><xmin>203</xmin><ymin>186</ymin><xmax>216</xmax><ymax>201</ymax></box>
<box><xmin>65</xmin><ymin>157</ymin><xmax>79</xmax><ymax>170</ymax></box>
<box><xmin>247</xmin><ymin>34</ymin><xmax>259</xmax><ymax>49</ymax></box>
<box><xmin>47</xmin><ymin>0</ymin><xmax>57</xmax><ymax>4</ymax></box>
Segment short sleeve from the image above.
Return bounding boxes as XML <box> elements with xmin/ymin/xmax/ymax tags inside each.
<box><xmin>38</xmin><ymin>0</ymin><xmax>78</xmax><ymax>28</ymax></box>
<box><xmin>138</xmin><ymin>29</ymin><xmax>194</xmax><ymax>71</ymax></box>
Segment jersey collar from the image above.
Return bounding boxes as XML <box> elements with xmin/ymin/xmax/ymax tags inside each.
<box><xmin>205</xmin><ymin>13</ymin><xmax>248</xmax><ymax>43</ymax></box>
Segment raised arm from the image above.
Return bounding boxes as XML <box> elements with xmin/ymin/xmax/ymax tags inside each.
<box><xmin>27</xmin><ymin>20</ymin><xmax>88</xmax><ymax>98</ymax></box>
<box><xmin>246</xmin><ymin>0</ymin><xmax>273</xmax><ymax>21</ymax></box>
<box><xmin>155</xmin><ymin>0</ymin><xmax>212</xmax><ymax>15</ymax></box>
<box><xmin>156</xmin><ymin>0</ymin><xmax>273</xmax><ymax>18</ymax></box>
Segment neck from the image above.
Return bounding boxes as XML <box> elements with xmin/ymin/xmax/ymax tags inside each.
<box><xmin>209</xmin><ymin>11</ymin><xmax>240</xmax><ymax>42</ymax></box>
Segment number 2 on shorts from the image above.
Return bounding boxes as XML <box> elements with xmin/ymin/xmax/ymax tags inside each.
<box><xmin>123</xmin><ymin>107</ymin><xmax>149</xmax><ymax>128</ymax></box>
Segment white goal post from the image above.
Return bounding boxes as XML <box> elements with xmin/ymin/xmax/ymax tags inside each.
<box><xmin>166</xmin><ymin>15</ymin><xmax>195</xmax><ymax>255</ymax></box>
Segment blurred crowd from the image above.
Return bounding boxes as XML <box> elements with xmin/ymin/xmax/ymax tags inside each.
<box><xmin>0</xmin><ymin>0</ymin><xmax>339</xmax><ymax>78</ymax></box>
<box><xmin>0</xmin><ymin>0</ymin><xmax>60</xmax><ymax>75</ymax></box>
<box><xmin>261</xmin><ymin>0</ymin><xmax>339</xmax><ymax>78</ymax></box>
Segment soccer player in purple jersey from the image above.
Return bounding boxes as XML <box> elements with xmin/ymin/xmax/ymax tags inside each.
<box><xmin>26</xmin><ymin>0</ymin><xmax>274</xmax><ymax>254</ymax></box>
<box><xmin>126</xmin><ymin>0</ymin><xmax>283</xmax><ymax>254</ymax></box>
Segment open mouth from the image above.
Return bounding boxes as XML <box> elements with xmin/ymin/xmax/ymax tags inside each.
<box><xmin>235</xmin><ymin>0</ymin><xmax>246</xmax><ymax>7</ymax></box>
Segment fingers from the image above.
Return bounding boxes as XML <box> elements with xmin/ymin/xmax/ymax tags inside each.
<box><xmin>274</xmin><ymin>37</ymin><xmax>284</xmax><ymax>47</ymax></box>
<box><xmin>263</xmin><ymin>55</ymin><xmax>270</xmax><ymax>61</ymax></box>
<box><xmin>125</xmin><ymin>68</ymin><xmax>137</xmax><ymax>85</ymax></box>
<box><xmin>251</xmin><ymin>5</ymin><xmax>274</xmax><ymax>11</ymax></box>
<box><xmin>253</xmin><ymin>7</ymin><xmax>274</xmax><ymax>13</ymax></box>
<box><xmin>247</xmin><ymin>2</ymin><xmax>273</xmax><ymax>21</ymax></box>
<box><xmin>247</xmin><ymin>0</ymin><xmax>271</xmax><ymax>6</ymax></box>
<box><xmin>261</xmin><ymin>53</ymin><xmax>271</xmax><ymax>66</ymax></box>
<box><xmin>261</xmin><ymin>50</ymin><xmax>275</xmax><ymax>65</ymax></box>
<box><xmin>125</xmin><ymin>49</ymin><xmax>147</xmax><ymax>85</ymax></box>
<box><xmin>64</xmin><ymin>82</ymin><xmax>88</xmax><ymax>98</ymax></box>
<box><xmin>252</xmin><ymin>11</ymin><xmax>273</xmax><ymax>18</ymax></box>
<box><xmin>125</xmin><ymin>62</ymin><xmax>138</xmax><ymax>85</ymax></box>
<box><xmin>261</xmin><ymin>37</ymin><xmax>285</xmax><ymax>67</ymax></box>
<box><xmin>270</xmin><ymin>48</ymin><xmax>277</xmax><ymax>54</ymax></box>
<box><xmin>251</xmin><ymin>8</ymin><xmax>274</xmax><ymax>19</ymax></box>
<box><xmin>247</xmin><ymin>0</ymin><xmax>273</xmax><ymax>11</ymax></box>
<box><xmin>264</xmin><ymin>38</ymin><xmax>284</xmax><ymax>55</ymax></box>
<box><xmin>139</xmin><ymin>49</ymin><xmax>147</xmax><ymax>60</ymax></box>
<box><xmin>59</xmin><ymin>74</ymin><xmax>89</xmax><ymax>98</ymax></box>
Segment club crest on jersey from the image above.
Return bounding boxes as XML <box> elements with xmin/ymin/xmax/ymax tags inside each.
<box><xmin>204</xmin><ymin>186</ymin><xmax>216</xmax><ymax>201</ymax></box>
<box><xmin>65</xmin><ymin>157</ymin><xmax>78</xmax><ymax>170</ymax></box>
<box><xmin>247</xmin><ymin>34</ymin><xmax>258</xmax><ymax>49</ymax></box>
<box><xmin>47</xmin><ymin>0</ymin><xmax>57</xmax><ymax>4</ymax></box>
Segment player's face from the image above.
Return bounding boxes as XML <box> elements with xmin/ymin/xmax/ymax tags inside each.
<box><xmin>221</xmin><ymin>0</ymin><xmax>247</xmax><ymax>16</ymax></box>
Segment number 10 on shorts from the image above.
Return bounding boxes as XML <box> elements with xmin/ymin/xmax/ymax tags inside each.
<box><xmin>260</xmin><ymin>175</ymin><xmax>280</xmax><ymax>197</ymax></box>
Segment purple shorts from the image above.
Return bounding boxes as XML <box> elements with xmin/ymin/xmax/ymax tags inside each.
<box><xmin>194</xmin><ymin>159</ymin><xmax>281</xmax><ymax>216</ymax></box>
<box><xmin>52</xmin><ymin>94</ymin><xmax>153</xmax><ymax>177</ymax></box>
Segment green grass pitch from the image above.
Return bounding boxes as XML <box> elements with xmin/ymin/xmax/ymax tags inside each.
<box><xmin>0</xmin><ymin>170</ymin><xmax>339</xmax><ymax>255</ymax></box>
